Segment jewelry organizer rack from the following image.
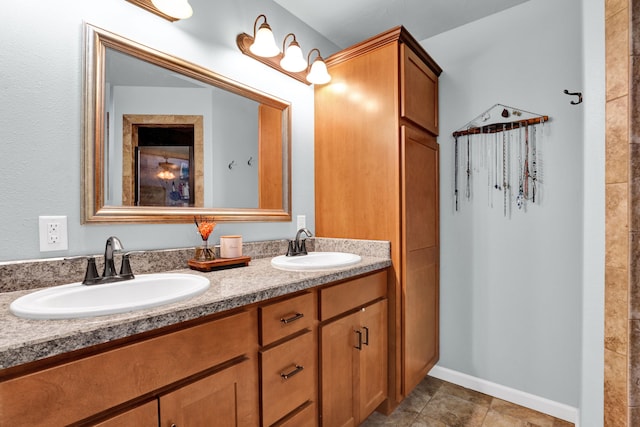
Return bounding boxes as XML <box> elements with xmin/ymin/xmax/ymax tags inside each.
<box><xmin>452</xmin><ymin>104</ymin><xmax>549</xmax><ymax>216</ymax></box>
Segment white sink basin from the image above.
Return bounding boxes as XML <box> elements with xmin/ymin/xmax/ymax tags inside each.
<box><xmin>9</xmin><ymin>273</ymin><xmax>210</xmax><ymax>320</ymax></box>
<box><xmin>271</xmin><ymin>252</ymin><xmax>362</xmax><ymax>271</ymax></box>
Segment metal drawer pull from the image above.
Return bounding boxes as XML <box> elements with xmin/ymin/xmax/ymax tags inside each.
<box><xmin>281</xmin><ymin>364</ymin><xmax>304</xmax><ymax>379</ymax></box>
<box><xmin>355</xmin><ymin>330</ymin><xmax>363</xmax><ymax>350</ymax></box>
<box><xmin>363</xmin><ymin>326</ymin><xmax>370</xmax><ymax>346</ymax></box>
<box><xmin>280</xmin><ymin>312</ymin><xmax>304</xmax><ymax>324</ymax></box>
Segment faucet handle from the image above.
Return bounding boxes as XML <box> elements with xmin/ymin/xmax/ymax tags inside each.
<box><xmin>64</xmin><ymin>256</ymin><xmax>100</xmax><ymax>285</ymax></box>
<box><xmin>83</xmin><ymin>257</ymin><xmax>100</xmax><ymax>284</ymax></box>
<box><xmin>286</xmin><ymin>240</ymin><xmax>297</xmax><ymax>257</ymax></box>
<box><xmin>119</xmin><ymin>251</ymin><xmax>142</xmax><ymax>279</ymax></box>
<box><xmin>297</xmin><ymin>239</ymin><xmax>308</xmax><ymax>255</ymax></box>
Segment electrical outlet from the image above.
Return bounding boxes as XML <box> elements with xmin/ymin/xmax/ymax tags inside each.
<box><xmin>39</xmin><ymin>216</ymin><xmax>68</xmax><ymax>252</ymax></box>
<box><xmin>297</xmin><ymin>215</ymin><xmax>306</xmax><ymax>229</ymax></box>
<box><xmin>47</xmin><ymin>222</ymin><xmax>60</xmax><ymax>244</ymax></box>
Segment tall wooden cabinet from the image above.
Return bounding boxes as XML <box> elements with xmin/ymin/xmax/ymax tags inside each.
<box><xmin>314</xmin><ymin>26</ymin><xmax>441</xmax><ymax>410</ymax></box>
<box><xmin>319</xmin><ymin>271</ymin><xmax>388</xmax><ymax>427</ymax></box>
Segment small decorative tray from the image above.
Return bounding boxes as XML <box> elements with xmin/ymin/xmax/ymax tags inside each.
<box><xmin>187</xmin><ymin>256</ymin><xmax>252</xmax><ymax>272</ymax></box>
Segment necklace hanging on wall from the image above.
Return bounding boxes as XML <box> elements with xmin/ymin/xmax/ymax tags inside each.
<box><xmin>452</xmin><ymin>104</ymin><xmax>549</xmax><ymax>216</ymax></box>
<box><xmin>454</xmin><ymin>136</ymin><xmax>459</xmax><ymax>211</ymax></box>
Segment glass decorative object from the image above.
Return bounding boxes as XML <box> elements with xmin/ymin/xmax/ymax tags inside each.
<box><xmin>194</xmin><ymin>216</ymin><xmax>216</xmax><ymax>261</ymax></box>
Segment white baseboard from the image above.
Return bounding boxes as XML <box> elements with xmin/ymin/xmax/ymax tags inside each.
<box><xmin>428</xmin><ymin>365</ymin><xmax>579</xmax><ymax>426</ymax></box>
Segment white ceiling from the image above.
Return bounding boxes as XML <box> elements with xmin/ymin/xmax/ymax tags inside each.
<box><xmin>274</xmin><ymin>0</ymin><xmax>529</xmax><ymax>49</ymax></box>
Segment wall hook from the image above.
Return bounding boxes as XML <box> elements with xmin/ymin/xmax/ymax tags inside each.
<box><xmin>247</xmin><ymin>156</ymin><xmax>253</xmax><ymax>166</ymax></box>
<box><xmin>563</xmin><ymin>89</ymin><xmax>582</xmax><ymax>105</ymax></box>
<box><xmin>228</xmin><ymin>160</ymin><xmax>236</xmax><ymax>170</ymax></box>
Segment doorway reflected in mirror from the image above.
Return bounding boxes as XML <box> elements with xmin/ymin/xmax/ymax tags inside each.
<box><xmin>122</xmin><ymin>114</ymin><xmax>204</xmax><ymax>208</ymax></box>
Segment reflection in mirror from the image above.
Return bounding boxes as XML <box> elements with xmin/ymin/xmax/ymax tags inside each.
<box><xmin>82</xmin><ymin>23</ymin><xmax>291</xmax><ymax>223</ymax></box>
<box><xmin>120</xmin><ymin>114</ymin><xmax>204</xmax><ymax>208</ymax></box>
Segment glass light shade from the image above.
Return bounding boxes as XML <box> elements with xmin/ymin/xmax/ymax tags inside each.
<box><xmin>250</xmin><ymin>25</ymin><xmax>280</xmax><ymax>57</ymax></box>
<box><xmin>306</xmin><ymin>59</ymin><xmax>331</xmax><ymax>84</ymax></box>
<box><xmin>280</xmin><ymin>43</ymin><xmax>307</xmax><ymax>72</ymax></box>
<box><xmin>151</xmin><ymin>0</ymin><xmax>193</xmax><ymax>19</ymax></box>
<box><xmin>157</xmin><ymin>170</ymin><xmax>175</xmax><ymax>180</ymax></box>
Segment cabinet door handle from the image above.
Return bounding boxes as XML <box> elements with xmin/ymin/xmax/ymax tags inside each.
<box><xmin>280</xmin><ymin>312</ymin><xmax>304</xmax><ymax>324</ymax></box>
<box><xmin>281</xmin><ymin>364</ymin><xmax>304</xmax><ymax>379</ymax></box>
<box><xmin>355</xmin><ymin>329</ymin><xmax>363</xmax><ymax>350</ymax></box>
<box><xmin>363</xmin><ymin>326</ymin><xmax>369</xmax><ymax>346</ymax></box>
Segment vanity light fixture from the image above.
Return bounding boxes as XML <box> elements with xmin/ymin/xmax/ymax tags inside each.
<box><xmin>280</xmin><ymin>33</ymin><xmax>307</xmax><ymax>72</ymax></box>
<box><xmin>306</xmin><ymin>49</ymin><xmax>331</xmax><ymax>85</ymax></box>
<box><xmin>249</xmin><ymin>15</ymin><xmax>280</xmax><ymax>57</ymax></box>
<box><xmin>237</xmin><ymin>15</ymin><xmax>332</xmax><ymax>85</ymax></box>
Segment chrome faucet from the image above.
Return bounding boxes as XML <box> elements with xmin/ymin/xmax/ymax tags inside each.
<box><xmin>66</xmin><ymin>236</ymin><xmax>136</xmax><ymax>285</ymax></box>
<box><xmin>287</xmin><ymin>228</ymin><xmax>312</xmax><ymax>256</ymax></box>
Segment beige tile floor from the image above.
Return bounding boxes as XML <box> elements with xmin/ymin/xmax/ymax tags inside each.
<box><xmin>361</xmin><ymin>376</ymin><xmax>574</xmax><ymax>427</ymax></box>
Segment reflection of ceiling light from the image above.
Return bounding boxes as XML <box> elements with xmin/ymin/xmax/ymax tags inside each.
<box><xmin>157</xmin><ymin>158</ymin><xmax>177</xmax><ymax>180</ymax></box>
<box><xmin>151</xmin><ymin>0</ymin><xmax>193</xmax><ymax>20</ymax></box>
<box><xmin>157</xmin><ymin>170</ymin><xmax>175</xmax><ymax>180</ymax></box>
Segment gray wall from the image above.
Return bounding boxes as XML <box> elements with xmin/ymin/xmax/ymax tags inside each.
<box><xmin>422</xmin><ymin>0</ymin><xmax>604</xmax><ymax>420</ymax></box>
<box><xmin>0</xmin><ymin>0</ymin><xmax>337</xmax><ymax>261</ymax></box>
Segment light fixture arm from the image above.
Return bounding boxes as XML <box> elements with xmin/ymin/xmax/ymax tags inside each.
<box><xmin>307</xmin><ymin>48</ymin><xmax>322</xmax><ymax>65</ymax></box>
<box><xmin>253</xmin><ymin>14</ymin><xmax>269</xmax><ymax>37</ymax></box>
<box><xmin>282</xmin><ymin>33</ymin><xmax>297</xmax><ymax>52</ymax></box>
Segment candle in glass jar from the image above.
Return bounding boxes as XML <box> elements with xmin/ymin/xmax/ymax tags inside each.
<box><xmin>220</xmin><ymin>235</ymin><xmax>242</xmax><ymax>258</ymax></box>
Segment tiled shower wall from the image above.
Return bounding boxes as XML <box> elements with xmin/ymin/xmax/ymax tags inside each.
<box><xmin>604</xmin><ymin>0</ymin><xmax>638</xmax><ymax>425</ymax></box>
<box><xmin>630</xmin><ymin>0</ymin><xmax>640</xmax><ymax>423</ymax></box>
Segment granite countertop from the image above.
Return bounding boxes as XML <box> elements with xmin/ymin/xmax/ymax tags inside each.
<box><xmin>0</xmin><ymin>250</ymin><xmax>391</xmax><ymax>370</ymax></box>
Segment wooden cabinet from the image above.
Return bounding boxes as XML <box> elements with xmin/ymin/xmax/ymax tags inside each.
<box><xmin>259</xmin><ymin>292</ymin><xmax>318</xmax><ymax>426</ymax></box>
<box><xmin>160</xmin><ymin>358</ymin><xmax>257</xmax><ymax>427</ymax></box>
<box><xmin>315</xmin><ymin>26</ymin><xmax>441</xmax><ymax>409</ymax></box>
<box><xmin>0</xmin><ymin>310</ymin><xmax>259</xmax><ymax>426</ymax></box>
<box><xmin>2</xmin><ymin>270</ymin><xmax>390</xmax><ymax>427</ymax></box>
<box><xmin>319</xmin><ymin>272</ymin><xmax>388</xmax><ymax>427</ymax></box>
<box><xmin>402</xmin><ymin>126</ymin><xmax>439</xmax><ymax>393</ymax></box>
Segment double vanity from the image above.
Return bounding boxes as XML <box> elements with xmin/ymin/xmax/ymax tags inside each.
<box><xmin>0</xmin><ymin>238</ymin><xmax>391</xmax><ymax>426</ymax></box>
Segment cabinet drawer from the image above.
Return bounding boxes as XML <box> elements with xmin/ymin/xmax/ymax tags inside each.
<box><xmin>93</xmin><ymin>400</ymin><xmax>158</xmax><ymax>427</ymax></box>
<box><xmin>260</xmin><ymin>331</ymin><xmax>316</xmax><ymax>426</ymax></box>
<box><xmin>0</xmin><ymin>310</ymin><xmax>256</xmax><ymax>426</ymax></box>
<box><xmin>260</xmin><ymin>292</ymin><xmax>315</xmax><ymax>346</ymax></box>
<box><xmin>319</xmin><ymin>271</ymin><xmax>387</xmax><ymax>321</ymax></box>
<box><xmin>272</xmin><ymin>401</ymin><xmax>317</xmax><ymax>427</ymax></box>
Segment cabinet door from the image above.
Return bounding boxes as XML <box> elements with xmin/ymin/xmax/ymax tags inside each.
<box><xmin>93</xmin><ymin>401</ymin><xmax>158</xmax><ymax>427</ymax></box>
<box><xmin>160</xmin><ymin>358</ymin><xmax>258</xmax><ymax>427</ymax></box>
<box><xmin>320</xmin><ymin>311</ymin><xmax>359</xmax><ymax>427</ymax></box>
<box><xmin>358</xmin><ymin>299</ymin><xmax>388</xmax><ymax>422</ymax></box>
<box><xmin>401</xmin><ymin>126</ymin><xmax>439</xmax><ymax>395</ymax></box>
<box><xmin>401</xmin><ymin>45</ymin><xmax>439</xmax><ymax>135</ymax></box>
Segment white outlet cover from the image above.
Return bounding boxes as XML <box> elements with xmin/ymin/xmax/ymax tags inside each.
<box><xmin>39</xmin><ymin>216</ymin><xmax>68</xmax><ymax>252</ymax></box>
<box><xmin>297</xmin><ymin>215</ymin><xmax>306</xmax><ymax>229</ymax></box>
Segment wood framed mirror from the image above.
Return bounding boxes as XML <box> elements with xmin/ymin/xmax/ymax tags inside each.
<box><xmin>82</xmin><ymin>23</ymin><xmax>291</xmax><ymax>223</ymax></box>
